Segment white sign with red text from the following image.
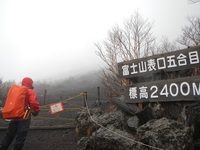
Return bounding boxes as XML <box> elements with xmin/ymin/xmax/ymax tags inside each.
<box><xmin>50</xmin><ymin>102</ymin><xmax>64</xmax><ymax>114</ymax></box>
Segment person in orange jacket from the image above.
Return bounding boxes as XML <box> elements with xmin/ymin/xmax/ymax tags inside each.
<box><xmin>0</xmin><ymin>77</ymin><xmax>40</xmax><ymax>150</ymax></box>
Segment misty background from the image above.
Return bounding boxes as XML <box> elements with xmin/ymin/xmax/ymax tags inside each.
<box><xmin>0</xmin><ymin>0</ymin><xmax>200</xmax><ymax>104</ymax></box>
<box><xmin>0</xmin><ymin>0</ymin><xmax>199</xmax><ymax>82</ymax></box>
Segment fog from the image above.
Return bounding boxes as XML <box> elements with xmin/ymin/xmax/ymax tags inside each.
<box><xmin>32</xmin><ymin>70</ymin><xmax>104</xmax><ymax>104</ymax></box>
<box><xmin>0</xmin><ymin>0</ymin><xmax>199</xmax><ymax>83</ymax></box>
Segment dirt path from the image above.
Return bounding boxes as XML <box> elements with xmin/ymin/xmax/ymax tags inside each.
<box><xmin>0</xmin><ymin>128</ymin><xmax>83</xmax><ymax>150</ymax></box>
<box><xmin>0</xmin><ymin>100</ymin><xmax>109</xmax><ymax>150</ymax></box>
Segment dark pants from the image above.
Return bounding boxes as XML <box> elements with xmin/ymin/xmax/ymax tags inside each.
<box><xmin>0</xmin><ymin>119</ymin><xmax>30</xmax><ymax>150</ymax></box>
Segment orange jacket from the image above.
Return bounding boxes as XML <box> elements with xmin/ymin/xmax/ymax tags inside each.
<box><xmin>25</xmin><ymin>89</ymin><xmax>40</xmax><ymax>113</ymax></box>
<box><xmin>4</xmin><ymin>78</ymin><xmax>40</xmax><ymax>121</ymax></box>
<box><xmin>22</xmin><ymin>77</ymin><xmax>40</xmax><ymax>113</ymax></box>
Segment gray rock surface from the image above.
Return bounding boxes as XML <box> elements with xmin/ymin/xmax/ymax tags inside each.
<box><xmin>137</xmin><ymin>117</ymin><xmax>193</xmax><ymax>150</ymax></box>
<box><xmin>76</xmin><ymin>107</ymin><xmax>194</xmax><ymax>150</ymax></box>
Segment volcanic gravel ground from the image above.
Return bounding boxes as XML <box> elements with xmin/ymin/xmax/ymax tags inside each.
<box><xmin>0</xmin><ymin>129</ymin><xmax>83</xmax><ymax>150</ymax></box>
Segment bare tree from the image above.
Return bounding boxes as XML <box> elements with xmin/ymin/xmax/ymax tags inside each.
<box><xmin>187</xmin><ymin>0</ymin><xmax>200</xmax><ymax>4</ymax></box>
<box><xmin>177</xmin><ymin>16</ymin><xmax>200</xmax><ymax>47</ymax></box>
<box><xmin>95</xmin><ymin>11</ymin><xmax>156</xmax><ymax>98</ymax></box>
<box><xmin>0</xmin><ymin>79</ymin><xmax>15</xmax><ymax>103</ymax></box>
<box><xmin>157</xmin><ymin>36</ymin><xmax>179</xmax><ymax>54</ymax></box>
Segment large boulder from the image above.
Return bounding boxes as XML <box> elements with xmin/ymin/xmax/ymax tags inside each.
<box><xmin>185</xmin><ymin>102</ymin><xmax>200</xmax><ymax>140</ymax></box>
<box><xmin>78</xmin><ymin>125</ymin><xmax>147</xmax><ymax>150</ymax></box>
<box><xmin>76</xmin><ymin>107</ymin><xmax>194</xmax><ymax>150</ymax></box>
<box><xmin>137</xmin><ymin>117</ymin><xmax>193</xmax><ymax>150</ymax></box>
<box><xmin>75</xmin><ymin>108</ymin><xmax>126</xmax><ymax>135</ymax></box>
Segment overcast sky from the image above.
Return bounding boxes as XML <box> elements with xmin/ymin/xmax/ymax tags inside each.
<box><xmin>0</xmin><ymin>0</ymin><xmax>199</xmax><ymax>83</ymax></box>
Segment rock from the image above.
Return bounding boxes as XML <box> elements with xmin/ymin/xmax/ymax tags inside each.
<box><xmin>76</xmin><ymin>107</ymin><xmax>195</xmax><ymax>150</ymax></box>
<box><xmin>79</xmin><ymin>125</ymin><xmax>147</xmax><ymax>150</ymax></box>
<box><xmin>127</xmin><ymin>116</ymin><xmax>140</xmax><ymax>131</ymax></box>
<box><xmin>185</xmin><ymin>102</ymin><xmax>200</xmax><ymax>140</ymax></box>
<box><xmin>75</xmin><ymin>108</ymin><xmax>104</xmax><ymax>134</ymax></box>
<box><xmin>75</xmin><ymin>108</ymin><xmax>126</xmax><ymax>135</ymax></box>
<box><xmin>137</xmin><ymin>117</ymin><xmax>193</xmax><ymax>150</ymax></box>
<box><xmin>135</xmin><ymin>106</ymin><xmax>154</xmax><ymax>125</ymax></box>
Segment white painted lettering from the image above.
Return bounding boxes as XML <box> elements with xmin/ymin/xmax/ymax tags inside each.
<box><xmin>122</xmin><ymin>65</ymin><xmax>129</xmax><ymax>76</ymax></box>
<box><xmin>180</xmin><ymin>82</ymin><xmax>190</xmax><ymax>96</ymax></box>
<box><xmin>139</xmin><ymin>61</ymin><xmax>147</xmax><ymax>73</ymax></box>
<box><xmin>130</xmin><ymin>63</ymin><xmax>138</xmax><ymax>74</ymax></box>
<box><xmin>150</xmin><ymin>85</ymin><xmax>158</xmax><ymax>98</ymax></box>
<box><xmin>167</xmin><ymin>55</ymin><xmax>177</xmax><ymax>68</ymax></box>
<box><xmin>157</xmin><ymin>57</ymin><xmax>166</xmax><ymax>69</ymax></box>
<box><xmin>192</xmin><ymin>82</ymin><xmax>200</xmax><ymax>95</ymax></box>
<box><xmin>170</xmin><ymin>83</ymin><xmax>179</xmax><ymax>97</ymax></box>
<box><xmin>177</xmin><ymin>53</ymin><xmax>187</xmax><ymax>66</ymax></box>
<box><xmin>189</xmin><ymin>51</ymin><xmax>199</xmax><ymax>64</ymax></box>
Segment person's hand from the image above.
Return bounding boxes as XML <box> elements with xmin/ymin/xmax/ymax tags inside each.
<box><xmin>32</xmin><ymin>111</ymin><xmax>38</xmax><ymax>117</ymax></box>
